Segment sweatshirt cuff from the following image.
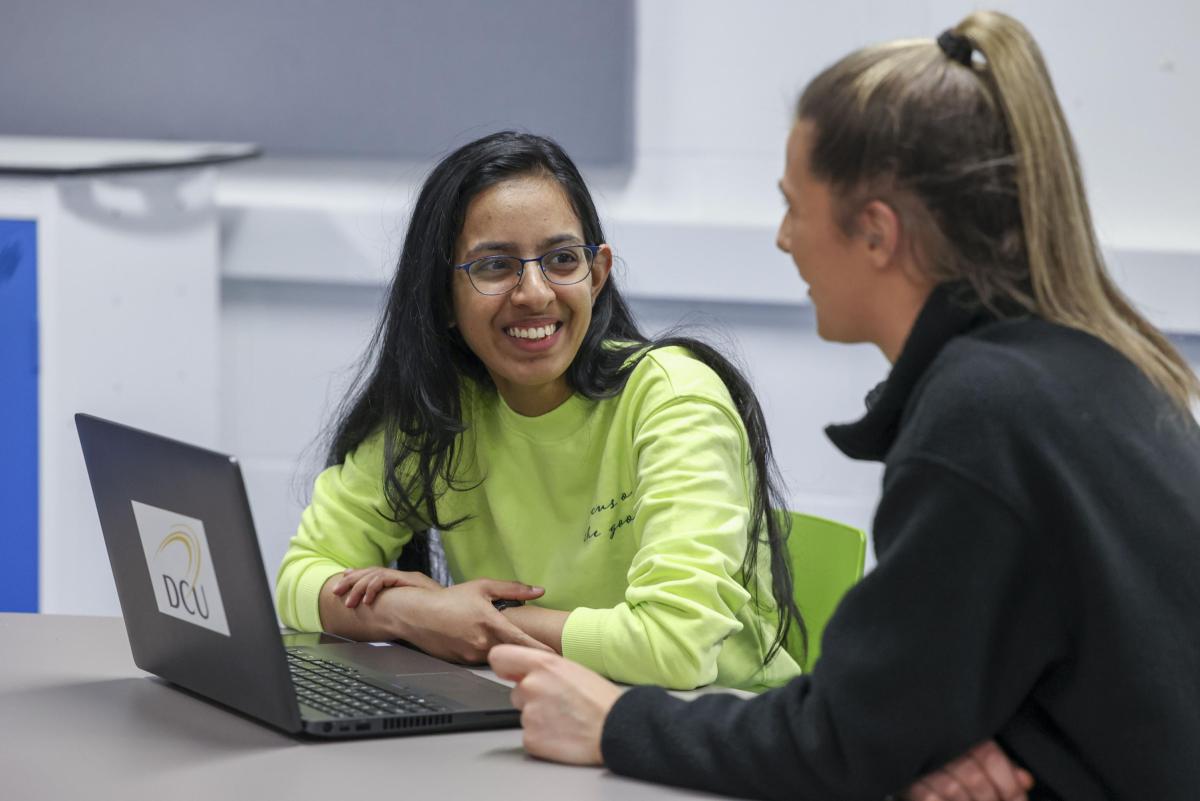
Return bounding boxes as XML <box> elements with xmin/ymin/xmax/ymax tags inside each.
<box><xmin>296</xmin><ymin>563</ymin><xmax>346</xmax><ymax>632</ymax></box>
<box><xmin>561</xmin><ymin>606</ymin><xmax>611</xmax><ymax>675</ymax></box>
<box><xmin>601</xmin><ymin>686</ymin><xmax>684</xmax><ymax>772</ymax></box>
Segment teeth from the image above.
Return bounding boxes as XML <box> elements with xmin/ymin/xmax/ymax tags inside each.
<box><xmin>507</xmin><ymin>324</ymin><xmax>556</xmax><ymax>340</ymax></box>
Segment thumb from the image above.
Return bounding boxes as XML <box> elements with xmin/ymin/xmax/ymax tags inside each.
<box><xmin>488</xmin><ymin>643</ymin><xmax>554</xmax><ymax>682</ymax></box>
<box><xmin>482</xmin><ymin>580</ymin><xmax>545</xmax><ymax>600</ymax></box>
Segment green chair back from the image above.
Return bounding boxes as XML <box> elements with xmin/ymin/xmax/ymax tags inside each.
<box><xmin>783</xmin><ymin>511</ymin><xmax>867</xmax><ymax>672</ymax></box>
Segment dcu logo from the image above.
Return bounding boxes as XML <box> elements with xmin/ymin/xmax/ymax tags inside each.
<box><xmin>131</xmin><ymin>500</ymin><xmax>231</xmax><ymax>637</ymax></box>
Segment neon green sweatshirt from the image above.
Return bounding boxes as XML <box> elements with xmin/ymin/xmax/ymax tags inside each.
<box><xmin>275</xmin><ymin>346</ymin><xmax>801</xmax><ymax>691</ymax></box>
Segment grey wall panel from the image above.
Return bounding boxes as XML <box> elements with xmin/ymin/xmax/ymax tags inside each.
<box><xmin>1</xmin><ymin>0</ymin><xmax>634</xmax><ymax>165</ymax></box>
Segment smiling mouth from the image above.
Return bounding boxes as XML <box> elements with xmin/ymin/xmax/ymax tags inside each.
<box><xmin>505</xmin><ymin>322</ymin><xmax>563</xmax><ymax>341</ymax></box>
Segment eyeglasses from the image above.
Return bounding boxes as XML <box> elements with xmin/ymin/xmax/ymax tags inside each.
<box><xmin>453</xmin><ymin>244</ymin><xmax>600</xmax><ymax>296</ymax></box>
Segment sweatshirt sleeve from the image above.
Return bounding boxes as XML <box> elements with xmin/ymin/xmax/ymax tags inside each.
<box><xmin>274</xmin><ymin>433</ymin><xmax>416</xmax><ymax>632</ymax></box>
<box><xmin>601</xmin><ymin>459</ymin><xmax>1071</xmax><ymax>800</ymax></box>
<box><xmin>561</xmin><ymin>395</ymin><xmax>756</xmax><ymax>689</ymax></box>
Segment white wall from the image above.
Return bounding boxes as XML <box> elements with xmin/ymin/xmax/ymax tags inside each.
<box><xmin>626</xmin><ymin>0</ymin><xmax>1200</xmax><ymax>247</ymax></box>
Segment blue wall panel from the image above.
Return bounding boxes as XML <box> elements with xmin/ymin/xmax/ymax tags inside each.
<box><xmin>0</xmin><ymin>219</ymin><xmax>38</xmax><ymax>612</ymax></box>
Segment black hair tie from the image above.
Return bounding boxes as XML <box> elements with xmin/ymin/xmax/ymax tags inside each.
<box><xmin>937</xmin><ymin>30</ymin><xmax>973</xmax><ymax>66</ymax></box>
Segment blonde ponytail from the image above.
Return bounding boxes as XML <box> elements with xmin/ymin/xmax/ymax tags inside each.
<box><xmin>797</xmin><ymin>11</ymin><xmax>1199</xmax><ymax>412</ymax></box>
<box><xmin>956</xmin><ymin>11</ymin><xmax>1199</xmax><ymax>411</ymax></box>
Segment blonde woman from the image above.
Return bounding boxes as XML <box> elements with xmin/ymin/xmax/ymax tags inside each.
<box><xmin>489</xmin><ymin>11</ymin><xmax>1200</xmax><ymax>801</ymax></box>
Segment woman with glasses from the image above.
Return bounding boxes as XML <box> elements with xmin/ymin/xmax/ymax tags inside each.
<box><xmin>487</xmin><ymin>11</ymin><xmax>1200</xmax><ymax>801</ymax></box>
<box><xmin>273</xmin><ymin>130</ymin><xmax>806</xmax><ymax>693</ymax></box>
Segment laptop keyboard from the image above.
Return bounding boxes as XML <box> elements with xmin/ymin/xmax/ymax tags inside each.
<box><xmin>286</xmin><ymin>649</ymin><xmax>450</xmax><ymax>718</ymax></box>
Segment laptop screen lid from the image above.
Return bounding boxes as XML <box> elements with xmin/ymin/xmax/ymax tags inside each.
<box><xmin>76</xmin><ymin>413</ymin><xmax>303</xmax><ymax>733</ymax></box>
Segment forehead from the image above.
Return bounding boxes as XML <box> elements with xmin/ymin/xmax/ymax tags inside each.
<box><xmin>460</xmin><ymin>175</ymin><xmax>580</xmax><ymax>237</ymax></box>
<box><xmin>783</xmin><ymin>122</ymin><xmax>815</xmax><ymax>186</ymax></box>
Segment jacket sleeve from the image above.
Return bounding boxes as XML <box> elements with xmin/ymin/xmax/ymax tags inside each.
<box><xmin>560</xmin><ymin>396</ymin><xmax>757</xmax><ymax>689</ymax></box>
<box><xmin>601</xmin><ymin>458</ymin><xmax>1071</xmax><ymax>800</ymax></box>
<box><xmin>274</xmin><ymin>434</ymin><xmax>416</xmax><ymax>632</ymax></box>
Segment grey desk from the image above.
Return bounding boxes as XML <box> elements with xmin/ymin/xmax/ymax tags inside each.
<box><xmin>0</xmin><ymin>613</ymin><xmax>734</xmax><ymax>801</ymax></box>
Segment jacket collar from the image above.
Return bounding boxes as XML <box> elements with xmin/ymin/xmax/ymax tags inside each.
<box><xmin>824</xmin><ymin>283</ymin><xmax>994</xmax><ymax>462</ymax></box>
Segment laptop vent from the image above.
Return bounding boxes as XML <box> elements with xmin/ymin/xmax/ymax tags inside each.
<box><xmin>381</xmin><ymin>714</ymin><xmax>452</xmax><ymax>731</ymax></box>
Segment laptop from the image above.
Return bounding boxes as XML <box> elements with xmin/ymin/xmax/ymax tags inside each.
<box><xmin>75</xmin><ymin>413</ymin><xmax>520</xmax><ymax>738</ymax></box>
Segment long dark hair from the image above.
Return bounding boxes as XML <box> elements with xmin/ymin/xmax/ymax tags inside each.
<box><xmin>327</xmin><ymin>130</ymin><xmax>803</xmax><ymax>662</ymax></box>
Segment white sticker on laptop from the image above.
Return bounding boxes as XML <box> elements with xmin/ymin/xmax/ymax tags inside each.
<box><xmin>131</xmin><ymin>500</ymin><xmax>231</xmax><ymax>637</ymax></box>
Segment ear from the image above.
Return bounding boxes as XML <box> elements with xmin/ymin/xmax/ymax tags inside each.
<box><xmin>589</xmin><ymin>244</ymin><xmax>614</xmax><ymax>302</ymax></box>
<box><xmin>856</xmin><ymin>200</ymin><xmax>902</xmax><ymax>271</ymax></box>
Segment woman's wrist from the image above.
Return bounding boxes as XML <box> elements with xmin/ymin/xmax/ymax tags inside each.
<box><xmin>503</xmin><ymin>605</ymin><xmax>568</xmax><ymax>654</ymax></box>
<box><xmin>378</xmin><ymin>585</ymin><xmax>437</xmax><ymax>642</ymax></box>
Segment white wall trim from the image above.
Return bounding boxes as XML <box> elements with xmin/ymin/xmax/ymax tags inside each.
<box><xmin>219</xmin><ymin>182</ymin><xmax>1200</xmax><ymax>334</ymax></box>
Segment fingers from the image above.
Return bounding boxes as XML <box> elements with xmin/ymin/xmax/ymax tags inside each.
<box><xmin>479</xmin><ymin>580</ymin><xmax>545</xmax><ymax>601</ymax></box>
<box><xmin>944</xmin><ymin>756</ymin><xmax>1001</xmax><ymax>801</ymax></box>
<box><xmin>909</xmin><ymin>740</ymin><xmax>1032</xmax><ymax>801</ymax></box>
<box><xmin>966</xmin><ymin>741</ymin><xmax>1031</xmax><ymax>800</ymax></box>
<box><xmin>334</xmin><ymin>568</ymin><xmax>441</xmax><ymax>606</ymax></box>
<box><xmin>333</xmin><ymin>568</ymin><xmax>381</xmax><ymax>599</ymax></box>
<box><xmin>905</xmin><ymin>769</ymin><xmax>970</xmax><ymax>801</ymax></box>
<box><xmin>338</xmin><ymin>574</ymin><xmax>378</xmax><ymax>607</ymax></box>
<box><xmin>1016</xmin><ymin>770</ymin><xmax>1034</xmax><ymax>792</ymax></box>
<box><xmin>341</xmin><ymin>576</ymin><xmax>368</xmax><ymax>608</ymax></box>
<box><xmin>361</xmin><ymin>573</ymin><xmax>386</xmax><ymax>606</ymax></box>
<box><xmin>488</xmin><ymin>643</ymin><xmax>559</xmax><ymax>683</ymax></box>
<box><xmin>331</xmin><ymin>572</ymin><xmax>355</xmax><ymax>596</ymax></box>
<box><xmin>509</xmin><ymin>681</ymin><xmax>526</xmax><ymax>711</ymax></box>
<box><xmin>335</xmin><ymin>567</ymin><xmax>439</xmax><ymax>591</ymax></box>
<box><xmin>343</xmin><ymin>574</ymin><xmax>397</xmax><ymax>608</ymax></box>
<box><xmin>905</xmin><ymin>777</ymin><xmax>948</xmax><ymax>801</ymax></box>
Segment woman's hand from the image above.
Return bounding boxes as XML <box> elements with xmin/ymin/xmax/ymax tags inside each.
<box><xmin>903</xmin><ymin>741</ymin><xmax>1034</xmax><ymax>801</ymax></box>
<box><xmin>488</xmin><ymin>644</ymin><xmax>621</xmax><ymax>765</ymax></box>
<box><xmin>389</xmin><ymin>579</ymin><xmax>551</xmax><ymax>664</ymax></box>
<box><xmin>332</xmin><ymin>567</ymin><xmax>441</xmax><ymax>607</ymax></box>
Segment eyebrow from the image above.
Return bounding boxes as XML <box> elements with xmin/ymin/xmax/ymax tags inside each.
<box><xmin>464</xmin><ymin>233</ymin><xmax>583</xmax><ymax>259</ymax></box>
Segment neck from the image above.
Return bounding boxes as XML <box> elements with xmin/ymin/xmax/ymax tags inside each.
<box><xmin>496</xmin><ymin>378</ymin><xmax>573</xmax><ymax>417</ymax></box>
<box><xmin>875</xmin><ymin>279</ymin><xmax>934</xmax><ymax>364</ymax></box>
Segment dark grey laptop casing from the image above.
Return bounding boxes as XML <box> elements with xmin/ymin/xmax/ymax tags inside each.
<box><xmin>75</xmin><ymin>413</ymin><xmax>519</xmax><ymax>738</ymax></box>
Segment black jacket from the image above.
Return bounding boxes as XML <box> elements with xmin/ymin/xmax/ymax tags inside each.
<box><xmin>602</xmin><ymin>286</ymin><xmax>1200</xmax><ymax>800</ymax></box>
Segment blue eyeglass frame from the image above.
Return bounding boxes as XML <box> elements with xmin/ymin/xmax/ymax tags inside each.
<box><xmin>453</xmin><ymin>244</ymin><xmax>601</xmax><ymax>295</ymax></box>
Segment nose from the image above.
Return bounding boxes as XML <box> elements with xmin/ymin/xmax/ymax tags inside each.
<box><xmin>510</xmin><ymin>263</ymin><xmax>555</xmax><ymax>309</ymax></box>
<box><xmin>775</xmin><ymin>218</ymin><xmax>791</xmax><ymax>254</ymax></box>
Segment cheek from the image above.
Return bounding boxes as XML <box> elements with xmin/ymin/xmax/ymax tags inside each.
<box><xmin>451</xmin><ymin>290</ymin><xmax>500</xmax><ymax>346</ymax></box>
<box><xmin>572</xmin><ymin>288</ymin><xmax>595</xmax><ymax>328</ymax></box>
<box><xmin>451</xmin><ymin>277</ymin><xmax>489</xmax><ymax>324</ymax></box>
<box><xmin>785</xmin><ymin>222</ymin><xmax>812</xmax><ymax>260</ymax></box>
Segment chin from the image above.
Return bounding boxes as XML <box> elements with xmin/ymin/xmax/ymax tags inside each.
<box><xmin>814</xmin><ymin>317</ymin><xmax>846</xmax><ymax>344</ymax></box>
